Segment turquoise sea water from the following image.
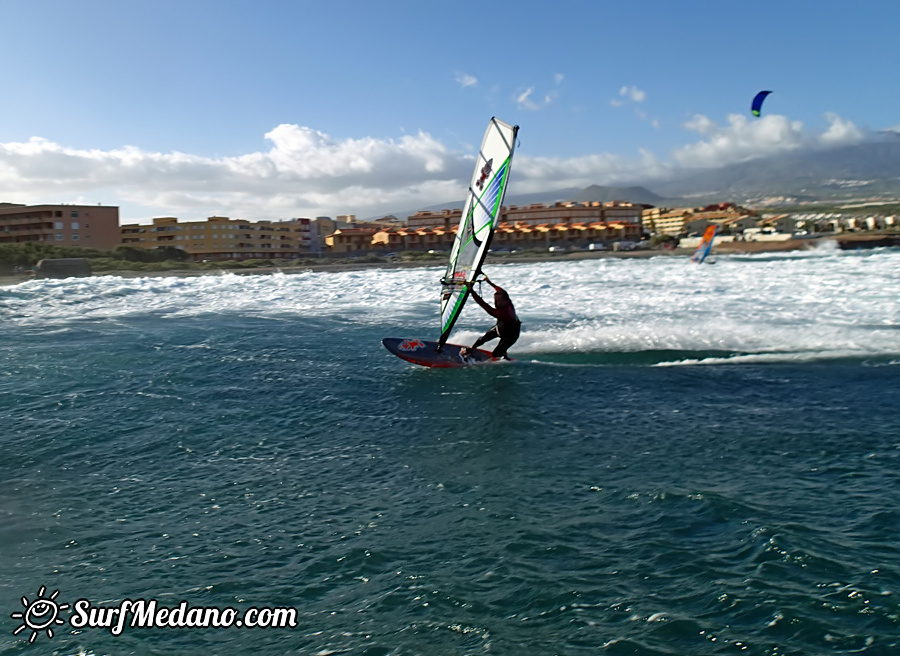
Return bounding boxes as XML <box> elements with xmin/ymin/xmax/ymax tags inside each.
<box><xmin>2</xmin><ymin>248</ymin><xmax>899</xmax><ymax>655</ymax></box>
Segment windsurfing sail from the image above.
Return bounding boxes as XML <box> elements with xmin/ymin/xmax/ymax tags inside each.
<box><xmin>751</xmin><ymin>90</ymin><xmax>772</xmax><ymax>117</ymax></box>
<box><xmin>691</xmin><ymin>225</ymin><xmax>717</xmax><ymax>264</ymax></box>
<box><xmin>438</xmin><ymin>117</ymin><xmax>519</xmax><ymax>346</ymax></box>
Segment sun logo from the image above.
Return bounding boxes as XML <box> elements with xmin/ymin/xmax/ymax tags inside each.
<box><xmin>11</xmin><ymin>586</ymin><xmax>69</xmax><ymax>643</ymax></box>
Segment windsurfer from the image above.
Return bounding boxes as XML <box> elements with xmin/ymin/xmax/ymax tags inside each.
<box><xmin>461</xmin><ymin>276</ymin><xmax>521</xmax><ymax>360</ymax></box>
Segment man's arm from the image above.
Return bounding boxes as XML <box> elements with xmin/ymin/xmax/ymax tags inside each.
<box><xmin>482</xmin><ymin>275</ymin><xmax>504</xmax><ymax>294</ymax></box>
<box><xmin>466</xmin><ymin>283</ymin><xmax>499</xmax><ymax>317</ymax></box>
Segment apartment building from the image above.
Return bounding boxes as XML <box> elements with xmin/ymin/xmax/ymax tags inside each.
<box><xmin>643</xmin><ymin>208</ymin><xmax>693</xmax><ymax>235</ymax></box>
<box><xmin>120</xmin><ymin>216</ymin><xmax>313</xmax><ymax>261</ymax></box>
<box><xmin>325</xmin><ymin>228</ymin><xmax>380</xmax><ymax>253</ymax></box>
<box><xmin>688</xmin><ymin>203</ymin><xmax>757</xmax><ymax>228</ymax></box>
<box><xmin>407</xmin><ymin>209</ymin><xmax>463</xmax><ymax>230</ymax></box>
<box><xmin>0</xmin><ymin>203</ymin><xmax>120</xmax><ymax>249</ymax></box>
<box><xmin>506</xmin><ymin>201</ymin><xmax>643</xmax><ymax>226</ymax></box>
<box><xmin>407</xmin><ymin>201</ymin><xmax>644</xmax><ymax>230</ymax></box>
<box><xmin>370</xmin><ymin>220</ymin><xmax>643</xmax><ymax>253</ymax></box>
<box><xmin>644</xmin><ymin>203</ymin><xmax>758</xmax><ymax>236</ymax></box>
<box><xmin>491</xmin><ymin>221</ymin><xmax>642</xmax><ymax>249</ymax></box>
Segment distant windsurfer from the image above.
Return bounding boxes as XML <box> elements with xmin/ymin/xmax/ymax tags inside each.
<box><xmin>461</xmin><ymin>276</ymin><xmax>521</xmax><ymax>360</ymax></box>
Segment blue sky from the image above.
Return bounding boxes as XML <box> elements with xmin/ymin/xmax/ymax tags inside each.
<box><xmin>1</xmin><ymin>0</ymin><xmax>898</xmax><ymax>222</ymax></box>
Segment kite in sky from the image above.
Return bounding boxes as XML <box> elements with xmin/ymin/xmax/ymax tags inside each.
<box><xmin>751</xmin><ymin>90</ymin><xmax>772</xmax><ymax>117</ymax></box>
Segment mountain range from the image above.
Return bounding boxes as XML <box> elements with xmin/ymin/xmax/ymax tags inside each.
<box><xmin>377</xmin><ymin>135</ymin><xmax>900</xmax><ymax>219</ymax></box>
<box><xmin>650</xmin><ymin>135</ymin><xmax>900</xmax><ymax>202</ymax></box>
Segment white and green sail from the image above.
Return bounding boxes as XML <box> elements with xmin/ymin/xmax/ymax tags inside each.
<box><xmin>438</xmin><ymin>118</ymin><xmax>518</xmax><ymax>346</ymax></box>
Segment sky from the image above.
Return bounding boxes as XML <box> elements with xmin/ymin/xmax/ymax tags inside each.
<box><xmin>1</xmin><ymin>0</ymin><xmax>898</xmax><ymax>223</ymax></box>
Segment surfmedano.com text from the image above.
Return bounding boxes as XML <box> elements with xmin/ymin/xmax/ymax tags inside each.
<box><xmin>70</xmin><ymin>598</ymin><xmax>298</xmax><ymax>635</ymax></box>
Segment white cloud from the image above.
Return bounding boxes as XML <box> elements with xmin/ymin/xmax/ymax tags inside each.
<box><xmin>514</xmin><ymin>148</ymin><xmax>670</xmax><ymax>193</ymax></box>
<box><xmin>515</xmin><ymin>87</ymin><xmax>540</xmax><ymax>111</ymax></box>
<box><xmin>516</xmin><ymin>112</ymin><xmax>867</xmax><ymax>188</ymax></box>
<box><xmin>0</xmin><ymin>113</ymin><xmax>871</xmax><ymax>221</ymax></box>
<box><xmin>612</xmin><ymin>85</ymin><xmax>657</xmax><ymax>124</ymax></box>
<box><xmin>624</xmin><ymin>85</ymin><xmax>646</xmax><ymax>103</ymax></box>
<box><xmin>612</xmin><ymin>85</ymin><xmax>646</xmax><ymax>107</ymax></box>
<box><xmin>819</xmin><ymin>112</ymin><xmax>864</xmax><ymax>146</ymax></box>
<box><xmin>455</xmin><ymin>72</ymin><xmax>477</xmax><ymax>88</ymax></box>
<box><xmin>515</xmin><ymin>75</ymin><xmax>562</xmax><ymax>111</ymax></box>
<box><xmin>673</xmin><ymin>112</ymin><xmax>865</xmax><ymax>168</ymax></box>
<box><xmin>0</xmin><ymin>127</ymin><xmax>472</xmax><ymax>220</ymax></box>
<box><xmin>545</xmin><ymin>73</ymin><xmax>564</xmax><ymax>105</ymax></box>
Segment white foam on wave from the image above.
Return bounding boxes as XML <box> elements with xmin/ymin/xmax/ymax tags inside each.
<box><xmin>2</xmin><ymin>249</ymin><xmax>899</xmax><ymax>361</ymax></box>
<box><xmin>726</xmin><ymin>238</ymin><xmax>843</xmax><ymax>260</ymax></box>
<box><xmin>514</xmin><ymin>319</ymin><xmax>900</xmax><ymax>358</ymax></box>
<box><xmin>0</xmin><ymin>269</ymin><xmax>441</xmax><ymax>325</ymax></box>
<box><xmin>657</xmin><ymin>349</ymin><xmax>892</xmax><ymax>366</ymax></box>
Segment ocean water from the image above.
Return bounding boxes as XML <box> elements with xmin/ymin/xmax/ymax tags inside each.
<box><xmin>1</xmin><ymin>246</ymin><xmax>899</xmax><ymax>655</ymax></box>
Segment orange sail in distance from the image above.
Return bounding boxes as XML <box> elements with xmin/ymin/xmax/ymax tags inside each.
<box><xmin>691</xmin><ymin>225</ymin><xmax>717</xmax><ymax>264</ymax></box>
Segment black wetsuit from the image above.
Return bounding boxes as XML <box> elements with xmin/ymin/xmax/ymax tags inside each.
<box><xmin>469</xmin><ymin>287</ymin><xmax>521</xmax><ymax>359</ymax></box>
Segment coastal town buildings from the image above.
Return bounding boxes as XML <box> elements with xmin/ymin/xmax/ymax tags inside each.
<box><xmin>684</xmin><ymin>215</ymin><xmax>760</xmax><ymax>236</ymax></box>
<box><xmin>407</xmin><ymin>209</ymin><xmax>463</xmax><ymax>230</ymax></box>
<box><xmin>6</xmin><ymin>197</ymin><xmax>896</xmax><ymax>264</ymax></box>
<box><xmin>0</xmin><ymin>203</ymin><xmax>120</xmax><ymax>249</ymax></box>
<box><xmin>311</xmin><ymin>217</ymin><xmax>336</xmax><ymax>253</ymax></box>
<box><xmin>643</xmin><ymin>203</ymin><xmax>758</xmax><ymax>236</ymax></box>
<box><xmin>407</xmin><ymin>200</ymin><xmax>644</xmax><ymax>230</ymax></box>
<box><xmin>381</xmin><ymin>201</ymin><xmax>646</xmax><ymax>253</ymax></box>
<box><xmin>642</xmin><ymin>208</ymin><xmax>693</xmax><ymax>235</ymax></box>
<box><xmin>109</xmin><ymin>200</ymin><xmax>789</xmax><ymax>258</ymax></box>
<box><xmin>367</xmin><ymin>219</ymin><xmax>643</xmax><ymax>253</ymax></box>
<box><xmin>120</xmin><ymin>216</ymin><xmax>313</xmax><ymax>261</ymax></box>
<box><xmin>326</xmin><ymin>228</ymin><xmax>380</xmax><ymax>253</ymax></box>
<box><xmin>491</xmin><ymin>220</ymin><xmax>643</xmax><ymax>249</ymax></box>
<box><xmin>508</xmin><ymin>200</ymin><xmax>643</xmax><ymax>226</ymax></box>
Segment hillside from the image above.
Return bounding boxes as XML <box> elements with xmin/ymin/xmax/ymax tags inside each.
<box><xmin>371</xmin><ymin>136</ymin><xmax>900</xmax><ymax>221</ymax></box>
<box><xmin>572</xmin><ymin>185</ymin><xmax>667</xmax><ymax>205</ymax></box>
<box><xmin>649</xmin><ymin>137</ymin><xmax>900</xmax><ymax>201</ymax></box>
